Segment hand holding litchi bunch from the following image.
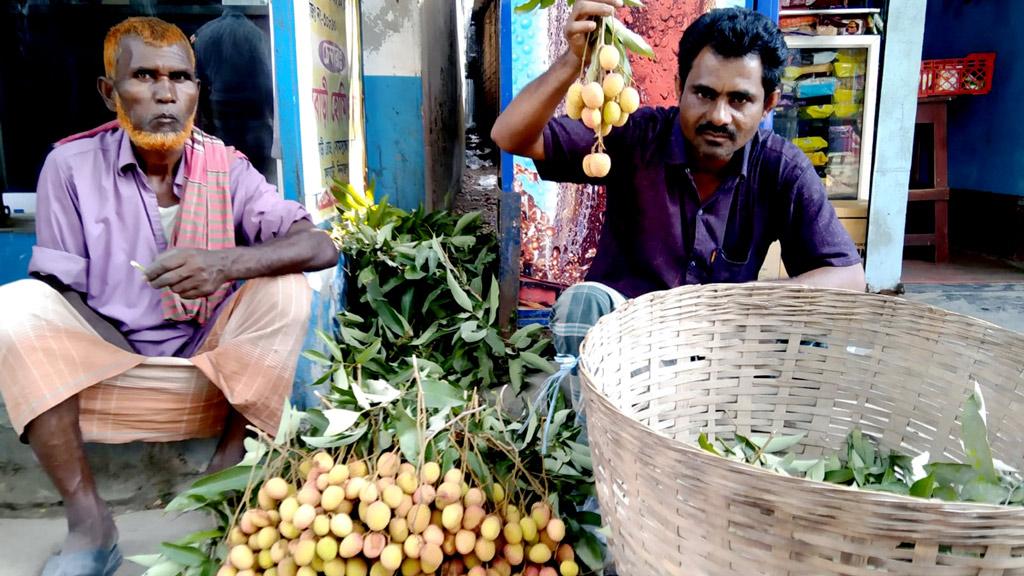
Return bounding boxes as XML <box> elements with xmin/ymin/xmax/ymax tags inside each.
<box><xmin>561</xmin><ymin>0</ymin><xmax>652</xmax><ymax>179</ymax></box>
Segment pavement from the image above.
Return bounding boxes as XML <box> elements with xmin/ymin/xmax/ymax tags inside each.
<box><xmin>0</xmin><ymin>511</ymin><xmax>211</xmax><ymax>576</ymax></box>
<box><xmin>901</xmin><ymin>282</ymin><xmax>1024</xmax><ymax>333</ymax></box>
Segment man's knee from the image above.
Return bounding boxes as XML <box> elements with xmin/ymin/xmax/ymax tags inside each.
<box><xmin>0</xmin><ymin>279</ymin><xmax>64</xmax><ymax>327</ymax></box>
<box><xmin>552</xmin><ymin>284</ymin><xmax>617</xmax><ymax>325</ymax></box>
<box><xmin>243</xmin><ymin>274</ymin><xmax>313</xmax><ymax>324</ymax></box>
<box><xmin>551</xmin><ymin>284</ymin><xmax>619</xmax><ymax>358</ymax></box>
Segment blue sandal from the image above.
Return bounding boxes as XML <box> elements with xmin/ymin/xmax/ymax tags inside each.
<box><xmin>41</xmin><ymin>543</ymin><xmax>122</xmax><ymax>576</ymax></box>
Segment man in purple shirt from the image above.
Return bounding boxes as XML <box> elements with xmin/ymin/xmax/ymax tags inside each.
<box><xmin>492</xmin><ymin>5</ymin><xmax>864</xmax><ymax>370</ymax></box>
<box><xmin>0</xmin><ymin>18</ymin><xmax>337</xmax><ymax>574</ymax></box>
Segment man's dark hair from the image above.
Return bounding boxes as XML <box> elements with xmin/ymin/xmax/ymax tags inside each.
<box><xmin>677</xmin><ymin>8</ymin><xmax>787</xmax><ymax>97</ymax></box>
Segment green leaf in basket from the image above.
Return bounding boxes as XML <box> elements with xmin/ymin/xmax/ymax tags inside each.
<box><xmin>851</xmin><ymin>459</ymin><xmax>867</xmax><ymax>487</ymax></box>
<box><xmin>781</xmin><ymin>454</ymin><xmax>828</xmax><ymax>476</ymax></box>
<box><xmin>961</xmin><ymin>478</ymin><xmax>1010</xmax><ymax>505</ymax></box>
<box><xmin>863</xmin><ymin>482</ymin><xmax>911</xmax><ymax>496</ymax></box>
<box><xmin>698</xmin><ymin>433</ymin><xmax>721</xmax><ymax>456</ymax></box>
<box><xmin>748</xmin><ymin>432</ymin><xmax>807</xmax><ymax>454</ymax></box>
<box><xmin>961</xmin><ymin>389</ymin><xmax>999</xmax><ymax>483</ymax></box>
<box><xmin>850</xmin><ymin>429</ymin><xmax>877</xmax><ymax>469</ymax></box>
<box><xmin>824</xmin><ymin>468</ymin><xmax>855</xmax><ymax>484</ymax></box>
<box><xmin>910</xmin><ymin>474</ymin><xmax>936</xmax><ymax>498</ymax></box>
<box><xmin>1009</xmin><ymin>484</ymin><xmax>1024</xmax><ymax>504</ymax></box>
<box><xmin>824</xmin><ymin>453</ymin><xmax>843</xmax><ymax>472</ymax></box>
<box><xmin>734</xmin><ymin>433</ymin><xmax>757</xmax><ymax>452</ymax></box>
<box><xmin>881</xmin><ymin>462</ymin><xmax>899</xmax><ymax>485</ymax></box>
<box><xmin>806</xmin><ymin>459</ymin><xmax>826</xmax><ymax>482</ymax></box>
<box><xmin>926</xmin><ymin>462</ymin><xmax>979</xmax><ymax>487</ymax></box>
<box><xmin>933</xmin><ymin>485</ymin><xmax>959</xmax><ymax>501</ymax></box>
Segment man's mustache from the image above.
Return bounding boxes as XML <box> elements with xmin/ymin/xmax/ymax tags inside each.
<box><xmin>697</xmin><ymin>123</ymin><xmax>736</xmax><ymax>140</ymax></box>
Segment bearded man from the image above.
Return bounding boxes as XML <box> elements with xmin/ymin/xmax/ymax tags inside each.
<box><xmin>0</xmin><ymin>17</ymin><xmax>338</xmax><ymax>575</ymax></box>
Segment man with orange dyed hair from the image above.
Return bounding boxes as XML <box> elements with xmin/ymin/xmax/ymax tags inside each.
<box><xmin>0</xmin><ymin>17</ymin><xmax>338</xmax><ymax>574</ymax></box>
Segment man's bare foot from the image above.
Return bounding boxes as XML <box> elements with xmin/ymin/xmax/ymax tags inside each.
<box><xmin>206</xmin><ymin>438</ymin><xmax>246</xmax><ymax>473</ymax></box>
<box><xmin>63</xmin><ymin>495</ymin><xmax>118</xmax><ymax>553</ymax></box>
<box><xmin>207</xmin><ymin>407</ymin><xmax>253</xmax><ymax>473</ymax></box>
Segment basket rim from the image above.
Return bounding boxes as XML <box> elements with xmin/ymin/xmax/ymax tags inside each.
<box><xmin>578</xmin><ymin>283</ymin><xmax>1024</xmax><ymax>517</ymax></box>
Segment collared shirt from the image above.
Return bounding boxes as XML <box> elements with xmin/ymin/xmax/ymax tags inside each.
<box><xmin>536</xmin><ymin>106</ymin><xmax>861</xmax><ymax>299</ymax></box>
<box><xmin>29</xmin><ymin>127</ymin><xmax>310</xmax><ymax>357</ymax></box>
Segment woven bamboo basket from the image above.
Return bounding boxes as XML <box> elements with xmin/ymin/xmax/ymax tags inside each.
<box><xmin>578</xmin><ymin>284</ymin><xmax>1024</xmax><ymax>576</ymax></box>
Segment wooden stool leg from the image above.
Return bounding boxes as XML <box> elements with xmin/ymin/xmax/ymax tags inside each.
<box><xmin>934</xmin><ymin>198</ymin><xmax>949</xmax><ymax>263</ymax></box>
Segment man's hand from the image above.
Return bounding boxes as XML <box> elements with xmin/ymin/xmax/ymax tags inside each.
<box><xmin>566</xmin><ymin>0</ymin><xmax>622</xmax><ymax>64</ymax></box>
<box><xmin>491</xmin><ymin>0</ymin><xmax>623</xmax><ymax>159</ymax></box>
<box><xmin>145</xmin><ymin>248</ymin><xmax>232</xmax><ymax>299</ymax></box>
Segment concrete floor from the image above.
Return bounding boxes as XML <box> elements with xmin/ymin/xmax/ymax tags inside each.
<box><xmin>902</xmin><ymin>253</ymin><xmax>1024</xmax><ymax>285</ymax></box>
<box><xmin>0</xmin><ymin>511</ymin><xmax>211</xmax><ymax>576</ymax></box>
<box><xmin>902</xmin><ymin>283</ymin><xmax>1024</xmax><ymax>333</ymax></box>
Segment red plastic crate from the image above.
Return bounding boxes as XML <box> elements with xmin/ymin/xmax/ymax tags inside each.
<box><xmin>919</xmin><ymin>53</ymin><xmax>996</xmax><ymax>98</ymax></box>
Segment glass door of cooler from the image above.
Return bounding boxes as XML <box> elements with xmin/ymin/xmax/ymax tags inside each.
<box><xmin>775</xmin><ymin>35</ymin><xmax>881</xmax><ymax>201</ymax></box>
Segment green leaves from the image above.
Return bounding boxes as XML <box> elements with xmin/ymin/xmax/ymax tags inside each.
<box><xmin>962</xmin><ymin>387</ymin><xmax>999</xmax><ymax>483</ymax></box>
<box><xmin>698</xmin><ymin>432</ymin><xmax>720</xmax><ymax>456</ymax></box>
<box><xmin>607</xmin><ymin>17</ymin><xmax>655</xmax><ymax>59</ymax></box>
<box><xmin>166</xmin><ymin>466</ymin><xmax>259</xmax><ymax>512</ymax></box>
<box><xmin>394</xmin><ymin>405</ymin><xmax>420</xmax><ymax>463</ymax></box>
<box><xmin>325</xmin><ymin>206</ymin><xmax>551</xmax><ymax>399</ymax></box>
<box><xmin>321</xmin><ymin>408</ymin><xmax>361</xmax><ymax>436</ymax></box>
<box><xmin>695</xmin><ymin>386</ymin><xmax>1022</xmax><ymax>508</ymax></box>
<box><xmin>446</xmin><ymin>269</ymin><xmax>475</xmax><ymax>313</ymax></box>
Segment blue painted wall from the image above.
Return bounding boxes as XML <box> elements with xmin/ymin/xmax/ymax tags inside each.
<box><xmin>363</xmin><ymin>75</ymin><xmax>425</xmax><ymax>211</ymax></box>
<box><xmin>923</xmin><ymin>0</ymin><xmax>1023</xmax><ymax>196</ymax></box>
<box><xmin>0</xmin><ymin>231</ymin><xmax>34</xmax><ymax>285</ymax></box>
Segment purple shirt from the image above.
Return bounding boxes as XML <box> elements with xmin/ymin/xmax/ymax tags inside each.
<box><xmin>29</xmin><ymin>127</ymin><xmax>310</xmax><ymax>357</ymax></box>
<box><xmin>536</xmin><ymin>107</ymin><xmax>861</xmax><ymax>299</ymax></box>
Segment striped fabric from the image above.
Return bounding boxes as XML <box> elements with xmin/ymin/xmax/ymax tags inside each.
<box><xmin>549</xmin><ymin>282</ymin><xmax>626</xmax><ymax>416</ymax></box>
<box><xmin>0</xmin><ymin>275</ymin><xmax>311</xmax><ymax>443</ymax></box>
<box><xmin>550</xmin><ymin>281</ymin><xmax>626</xmax><ymax>360</ymax></box>
<box><xmin>163</xmin><ymin>128</ymin><xmax>235</xmax><ymax>325</ymax></box>
<box><xmin>56</xmin><ymin>121</ymin><xmax>235</xmax><ymax>325</ymax></box>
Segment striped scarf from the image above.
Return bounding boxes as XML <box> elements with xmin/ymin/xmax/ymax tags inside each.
<box><xmin>57</xmin><ymin>121</ymin><xmax>235</xmax><ymax>325</ymax></box>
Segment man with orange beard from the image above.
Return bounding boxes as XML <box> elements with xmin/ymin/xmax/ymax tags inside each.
<box><xmin>0</xmin><ymin>18</ymin><xmax>337</xmax><ymax>575</ymax></box>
